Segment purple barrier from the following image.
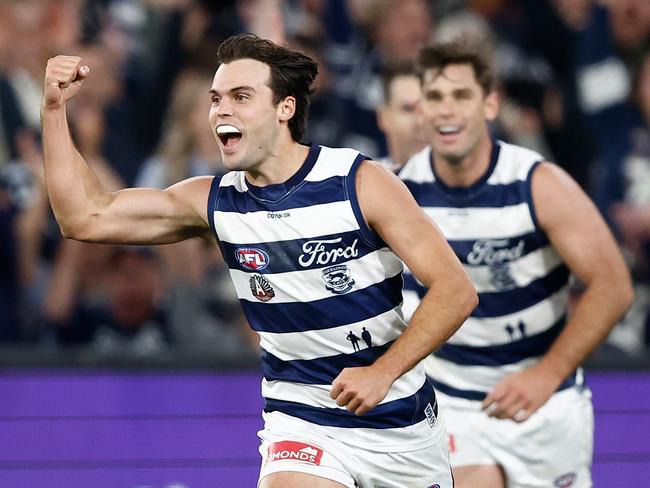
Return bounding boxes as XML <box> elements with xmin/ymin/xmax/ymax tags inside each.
<box><xmin>1</xmin><ymin>369</ymin><xmax>648</xmax><ymax>487</ymax></box>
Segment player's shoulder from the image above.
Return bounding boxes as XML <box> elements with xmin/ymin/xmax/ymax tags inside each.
<box><xmin>490</xmin><ymin>140</ymin><xmax>546</xmax><ymax>184</ymax></box>
<box><xmin>397</xmin><ymin>146</ymin><xmax>433</xmax><ymax>183</ymax></box>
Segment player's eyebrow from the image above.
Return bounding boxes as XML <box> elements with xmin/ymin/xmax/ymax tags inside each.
<box><xmin>209</xmin><ymin>86</ymin><xmax>256</xmax><ymax>96</ymax></box>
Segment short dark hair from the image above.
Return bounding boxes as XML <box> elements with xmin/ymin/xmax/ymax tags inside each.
<box><xmin>417</xmin><ymin>40</ymin><xmax>496</xmax><ymax>95</ymax></box>
<box><xmin>217</xmin><ymin>33</ymin><xmax>318</xmax><ymax>142</ymax></box>
<box><xmin>380</xmin><ymin>60</ymin><xmax>417</xmax><ymax>104</ymax></box>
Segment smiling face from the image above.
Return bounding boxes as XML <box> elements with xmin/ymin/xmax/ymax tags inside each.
<box><xmin>420</xmin><ymin>63</ymin><xmax>499</xmax><ymax>164</ymax></box>
<box><xmin>209</xmin><ymin>58</ymin><xmax>291</xmax><ymax>171</ymax></box>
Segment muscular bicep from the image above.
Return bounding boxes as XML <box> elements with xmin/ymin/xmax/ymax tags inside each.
<box><xmin>76</xmin><ymin>176</ymin><xmax>214</xmax><ymax>244</ymax></box>
<box><xmin>532</xmin><ymin>163</ymin><xmax>627</xmax><ymax>285</ymax></box>
<box><xmin>356</xmin><ymin>161</ymin><xmax>466</xmax><ymax>288</ymax></box>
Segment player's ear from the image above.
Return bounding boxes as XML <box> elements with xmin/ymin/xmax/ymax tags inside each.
<box><xmin>483</xmin><ymin>89</ymin><xmax>500</xmax><ymax>121</ymax></box>
<box><xmin>278</xmin><ymin>96</ymin><xmax>296</xmax><ymax>122</ymax></box>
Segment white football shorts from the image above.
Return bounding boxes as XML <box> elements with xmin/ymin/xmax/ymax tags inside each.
<box><xmin>440</xmin><ymin>385</ymin><xmax>594</xmax><ymax>488</ymax></box>
<box><xmin>257</xmin><ymin>409</ymin><xmax>453</xmax><ymax>487</ymax></box>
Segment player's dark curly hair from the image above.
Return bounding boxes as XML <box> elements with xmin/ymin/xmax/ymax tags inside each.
<box><xmin>217</xmin><ymin>33</ymin><xmax>318</xmax><ymax>142</ymax></box>
<box><xmin>417</xmin><ymin>39</ymin><xmax>496</xmax><ymax>95</ymax></box>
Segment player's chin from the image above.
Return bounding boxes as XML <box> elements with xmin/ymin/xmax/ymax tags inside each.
<box><xmin>221</xmin><ymin>152</ymin><xmax>246</xmax><ymax>171</ymax></box>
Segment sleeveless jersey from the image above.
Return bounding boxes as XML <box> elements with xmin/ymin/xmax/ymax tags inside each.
<box><xmin>207</xmin><ymin>144</ymin><xmax>438</xmax><ymax>450</ymax></box>
<box><xmin>399</xmin><ymin>141</ymin><xmax>580</xmax><ymax>401</ymax></box>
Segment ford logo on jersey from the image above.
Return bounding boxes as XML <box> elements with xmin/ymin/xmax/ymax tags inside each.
<box><xmin>236</xmin><ymin>248</ymin><xmax>270</xmax><ymax>270</ymax></box>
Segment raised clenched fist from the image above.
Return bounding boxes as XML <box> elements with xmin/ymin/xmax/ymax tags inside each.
<box><xmin>42</xmin><ymin>55</ymin><xmax>90</xmax><ymax>109</ymax></box>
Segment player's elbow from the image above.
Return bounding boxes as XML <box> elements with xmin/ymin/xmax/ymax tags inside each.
<box><xmin>57</xmin><ymin>215</ymin><xmax>97</xmax><ymax>242</ymax></box>
<box><xmin>594</xmin><ymin>265</ymin><xmax>634</xmax><ymax>318</ymax></box>
<box><xmin>457</xmin><ymin>276</ymin><xmax>479</xmax><ymax>319</ymax></box>
<box><xmin>616</xmin><ymin>274</ymin><xmax>635</xmax><ymax>315</ymax></box>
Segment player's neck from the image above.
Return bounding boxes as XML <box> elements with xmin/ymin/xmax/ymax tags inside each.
<box><xmin>432</xmin><ymin>136</ymin><xmax>493</xmax><ymax>188</ymax></box>
<box><xmin>246</xmin><ymin>135</ymin><xmax>310</xmax><ymax>187</ymax></box>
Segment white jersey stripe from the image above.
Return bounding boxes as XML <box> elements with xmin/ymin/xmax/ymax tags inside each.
<box><xmin>464</xmin><ymin>245</ymin><xmax>563</xmax><ymax>293</ymax></box>
<box><xmin>215</xmin><ymin>200</ymin><xmax>359</xmax><ymax>244</ymax></box>
<box><xmin>448</xmin><ymin>285</ymin><xmax>570</xmax><ymax>346</ymax></box>
<box><xmin>423</xmin><ymin>203</ymin><xmax>535</xmax><ymax>240</ymax></box>
<box><xmin>229</xmin><ymin>248</ymin><xmax>403</xmax><ymax>303</ymax></box>
<box><xmin>258</xmin><ymin>307</ymin><xmax>404</xmax><ymax>361</ymax></box>
<box><xmin>423</xmin><ymin>355</ymin><xmax>542</xmax><ymax>392</ymax></box>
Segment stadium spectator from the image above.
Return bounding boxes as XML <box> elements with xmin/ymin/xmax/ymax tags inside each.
<box><xmin>375</xmin><ymin>60</ymin><xmax>427</xmax><ymax>172</ymax></box>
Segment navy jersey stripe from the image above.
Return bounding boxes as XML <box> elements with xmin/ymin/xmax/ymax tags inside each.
<box><xmin>435</xmin><ymin>314</ymin><xmax>566</xmax><ymax>366</ymax></box>
<box><xmin>221</xmin><ymin>230</ymin><xmax>375</xmax><ymax>274</ymax></box>
<box><xmin>471</xmin><ymin>265</ymin><xmax>569</xmax><ymax>318</ymax></box>
<box><xmin>261</xmin><ymin>341</ymin><xmax>395</xmax><ymax>384</ymax></box>
<box><xmin>264</xmin><ymin>379</ymin><xmax>434</xmax><ymax>429</ymax></box>
<box><xmin>217</xmin><ymin>175</ymin><xmax>347</xmax><ymax>213</ymax></box>
<box><xmin>242</xmin><ymin>274</ymin><xmax>404</xmax><ymax>333</ymax></box>
<box><xmin>430</xmin><ymin>372</ymin><xmax>577</xmax><ymax>401</ymax></box>
<box><xmin>403</xmin><ymin>179</ymin><xmax>530</xmax><ymax>209</ymax></box>
<box><xmin>207</xmin><ymin>175</ymin><xmax>222</xmax><ymax>238</ymax></box>
<box><xmin>345</xmin><ymin>155</ymin><xmax>385</xmax><ymax>248</ymax></box>
<box><xmin>403</xmin><ymin>272</ymin><xmax>426</xmax><ymax>298</ymax></box>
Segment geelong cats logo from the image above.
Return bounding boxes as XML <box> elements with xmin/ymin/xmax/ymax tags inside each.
<box><xmin>322</xmin><ymin>265</ymin><xmax>355</xmax><ymax>294</ymax></box>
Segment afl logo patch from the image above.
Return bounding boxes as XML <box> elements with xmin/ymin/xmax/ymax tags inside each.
<box><xmin>236</xmin><ymin>248</ymin><xmax>269</xmax><ymax>271</ymax></box>
<box><xmin>554</xmin><ymin>473</ymin><xmax>576</xmax><ymax>487</ymax></box>
<box><xmin>250</xmin><ymin>275</ymin><xmax>275</xmax><ymax>302</ymax></box>
<box><xmin>322</xmin><ymin>265</ymin><xmax>355</xmax><ymax>294</ymax></box>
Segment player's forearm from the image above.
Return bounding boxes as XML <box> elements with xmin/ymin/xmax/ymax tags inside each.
<box><xmin>373</xmin><ymin>273</ymin><xmax>478</xmax><ymax>382</ymax></box>
<box><xmin>539</xmin><ymin>273</ymin><xmax>633</xmax><ymax>382</ymax></box>
<box><xmin>41</xmin><ymin>107</ymin><xmax>111</xmax><ymax>238</ymax></box>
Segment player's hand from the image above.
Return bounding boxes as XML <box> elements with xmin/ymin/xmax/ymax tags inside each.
<box><xmin>330</xmin><ymin>366</ymin><xmax>393</xmax><ymax>416</ymax></box>
<box><xmin>43</xmin><ymin>56</ymin><xmax>89</xmax><ymax>109</ymax></box>
<box><xmin>481</xmin><ymin>364</ymin><xmax>564</xmax><ymax>423</ymax></box>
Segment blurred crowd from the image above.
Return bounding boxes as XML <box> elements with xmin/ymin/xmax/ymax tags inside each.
<box><xmin>0</xmin><ymin>0</ymin><xmax>648</xmax><ymax>361</ymax></box>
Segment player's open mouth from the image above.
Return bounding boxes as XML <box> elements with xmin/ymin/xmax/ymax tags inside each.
<box><xmin>437</xmin><ymin>125</ymin><xmax>462</xmax><ymax>136</ymax></box>
<box><xmin>216</xmin><ymin>124</ymin><xmax>243</xmax><ymax>150</ymax></box>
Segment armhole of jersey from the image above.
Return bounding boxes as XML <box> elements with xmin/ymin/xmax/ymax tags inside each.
<box><xmin>345</xmin><ymin>154</ymin><xmax>386</xmax><ymax>248</ymax></box>
<box><xmin>207</xmin><ymin>175</ymin><xmax>222</xmax><ymax>239</ymax></box>
<box><xmin>526</xmin><ymin>160</ymin><xmax>543</xmax><ymax>231</ymax></box>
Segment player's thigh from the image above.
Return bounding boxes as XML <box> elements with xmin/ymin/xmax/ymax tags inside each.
<box><xmin>453</xmin><ymin>464</ymin><xmax>506</xmax><ymax>488</ymax></box>
<box><xmin>452</xmin><ymin>464</ymin><xmax>506</xmax><ymax>488</ymax></box>
<box><xmin>260</xmin><ymin>472</ymin><xmax>348</xmax><ymax>488</ymax></box>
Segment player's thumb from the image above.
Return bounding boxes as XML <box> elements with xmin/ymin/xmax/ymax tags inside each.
<box><xmin>76</xmin><ymin>65</ymin><xmax>90</xmax><ymax>80</ymax></box>
<box><xmin>64</xmin><ymin>65</ymin><xmax>90</xmax><ymax>100</ymax></box>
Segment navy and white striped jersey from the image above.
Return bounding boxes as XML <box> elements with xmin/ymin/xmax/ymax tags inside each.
<box><xmin>207</xmin><ymin>144</ymin><xmax>438</xmax><ymax>450</ymax></box>
<box><xmin>399</xmin><ymin>141</ymin><xmax>580</xmax><ymax>401</ymax></box>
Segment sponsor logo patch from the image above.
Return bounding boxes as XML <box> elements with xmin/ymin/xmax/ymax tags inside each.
<box><xmin>424</xmin><ymin>402</ymin><xmax>436</xmax><ymax>428</ymax></box>
<box><xmin>322</xmin><ymin>265</ymin><xmax>355</xmax><ymax>294</ymax></box>
<box><xmin>266</xmin><ymin>441</ymin><xmax>323</xmax><ymax>466</ymax></box>
<box><xmin>467</xmin><ymin>239</ymin><xmax>525</xmax><ymax>266</ymax></box>
<box><xmin>298</xmin><ymin>237</ymin><xmax>359</xmax><ymax>267</ymax></box>
<box><xmin>236</xmin><ymin>248</ymin><xmax>269</xmax><ymax>270</ymax></box>
<box><xmin>249</xmin><ymin>275</ymin><xmax>275</xmax><ymax>302</ymax></box>
<box><xmin>554</xmin><ymin>473</ymin><xmax>576</xmax><ymax>487</ymax></box>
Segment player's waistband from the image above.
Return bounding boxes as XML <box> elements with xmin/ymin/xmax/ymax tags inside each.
<box><xmin>263</xmin><ymin>378</ymin><xmax>437</xmax><ymax>430</ymax></box>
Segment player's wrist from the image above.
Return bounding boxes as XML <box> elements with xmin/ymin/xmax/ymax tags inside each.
<box><xmin>535</xmin><ymin>358</ymin><xmax>569</xmax><ymax>386</ymax></box>
<box><xmin>41</xmin><ymin>101</ymin><xmax>66</xmax><ymax>114</ymax></box>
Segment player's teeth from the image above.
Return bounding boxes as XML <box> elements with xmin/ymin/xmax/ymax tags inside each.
<box><xmin>216</xmin><ymin>125</ymin><xmax>241</xmax><ymax>135</ymax></box>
